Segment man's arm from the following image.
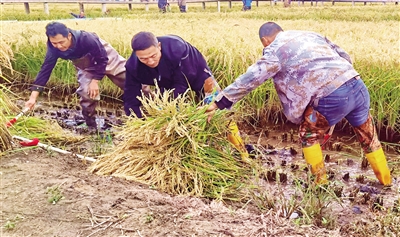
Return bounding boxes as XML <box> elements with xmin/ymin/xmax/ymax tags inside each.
<box><xmin>123</xmin><ymin>68</ymin><xmax>144</xmax><ymax>118</ymax></box>
<box><xmin>215</xmin><ymin>53</ymin><xmax>281</xmax><ymax>110</ymax></box>
<box><xmin>324</xmin><ymin>37</ymin><xmax>352</xmax><ymax>64</ymax></box>
<box><xmin>25</xmin><ymin>50</ymin><xmax>58</xmax><ymax>109</ymax></box>
<box><xmin>206</xmin><ymin>53</ymin><xmax>280</xmax><ymax>122</ymax></box>
<box><xmin>81</xmin><ymin>34</ymin><xmax>109</xmax><ymax>99</ymax></box>
<box><xmin>84</xmin><ymin>34</ymin><xmax>108</xmax><ymax>80</ymax></box>
<box><xmin>31</xmin><ymin>50</ymin><xmax>58</xmax><ymax>90</ymax></box>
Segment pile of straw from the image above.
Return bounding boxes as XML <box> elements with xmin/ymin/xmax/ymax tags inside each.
<box><xmin>89</xmin><ymin>89</ymin><xmax>252</xmax><ymax>199</ymax></box>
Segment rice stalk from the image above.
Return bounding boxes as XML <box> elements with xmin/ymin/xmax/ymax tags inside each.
<box><xmin>89</xmin><ymin>88</ymin><xmax>252</xmax><ymax>199</ymax></box>
<box><xmin>0</xmin><ymin>37</ymin><xmax>14</xmax><ymax>76</ymax></box>
<box><xmin>0</xmin><ymin>44</ymin><xmax>21</xmax><ymax>153</ymax></box>
<box><xmin>8</xmin><ymin>116</ymin><xmax>86</xmax><ymax>145</ymax></box>
<box><xmin>0</xmin><ymin>87</ymin><xmax>14</xmax><ymax>153</ymax></box>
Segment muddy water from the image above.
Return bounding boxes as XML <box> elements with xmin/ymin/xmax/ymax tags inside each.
<box><xmin>16</xmin><ymin>97</ymin><xmax>125</xmax><ymax>134</ymax></box>
<box><xmin>243</xmin><ymin>121</ymin><xmax>400</xmax><ymax>222</ymax></box>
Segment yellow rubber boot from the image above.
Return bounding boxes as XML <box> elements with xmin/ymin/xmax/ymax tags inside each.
<box><xmin>227</xmin><ymin>121</ymin><xmax>251</xmax><ymax>163</ymax></box>
<box><xmin>366</xmin><ymin>148</ymin><xmax>391</xmax><ymax>185</ymax></box>
<box><xmin>303</xmin><ymin>144</ymin><xmax>327</xmax><ymax>184</ymax></box>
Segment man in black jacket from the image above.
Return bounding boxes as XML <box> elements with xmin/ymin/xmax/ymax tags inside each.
<box><xmin>124</xmin><ymin>32</ymin><xmax>219</xmax><ymax>118</ymax></box>
<box><xmin>124</xmin><ymin>31</ymin><xmax>250</xmax><ymax>161</ymax></box>
<box><xmin>24</xmin><ymin>22</ymin><xmax>146</xmax><ymax>129</ymax></box>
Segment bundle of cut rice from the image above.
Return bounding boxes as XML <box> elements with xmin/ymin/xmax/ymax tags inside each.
<box><xmin>89</xmin><ymin>89</ymin><xmax>252</xmax><ymax>199</ymax></box>
<box><xmin>9</xmin><ymin>116</ymin><xmax>87</xmax><ymax>145</ymax></box>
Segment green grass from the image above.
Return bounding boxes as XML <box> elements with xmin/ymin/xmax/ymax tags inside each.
<box><xmin>46</xmin><ymin>184</ymin><xmax>64</xmax><ymax>204</ymax></box>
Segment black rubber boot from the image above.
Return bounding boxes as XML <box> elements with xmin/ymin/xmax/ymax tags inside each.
<box><xmin>82</xmin><ymin>110</ymin><xmax>97</xmax><ymax>129</ymax></box>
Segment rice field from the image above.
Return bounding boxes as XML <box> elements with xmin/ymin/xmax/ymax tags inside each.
<box><xmin>1</xmin><ymin>4</ymin><xmax>400</xmax><ymax>235</ymax></box>
<box><xmin>0</xmin><ymin>3</ymin><xmax>399</xmax><ymax>138</ymax></box>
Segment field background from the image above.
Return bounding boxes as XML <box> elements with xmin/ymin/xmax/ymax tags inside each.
<box><xmin>1</xmin><ymin>3</ymin><xmax>400</xmax><ymax>138</ymax></box>
<box><xmin>2</xmin><ymin>3</ymin><xmax>400</xmax><ymax>236</ymax></box>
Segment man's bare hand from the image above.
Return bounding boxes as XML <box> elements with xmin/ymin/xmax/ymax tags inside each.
<box><xmin>205</xmin><ymin>102</ymin><xmax>218</xmax><ymax>123</ymax></box>
<box><xmin>25</xmin><ymin>91</ymin><xmax>40</xmax><ymax>110</ymax></box>
<box><xmin>25</xmin><ymin>98</ymin><xmax>36</xmax><ymax>110</ymax></box>
<box><xmin>88</xmin><ymin>79</ymin><xmax>100</xmax><ymax>100</ymax></box>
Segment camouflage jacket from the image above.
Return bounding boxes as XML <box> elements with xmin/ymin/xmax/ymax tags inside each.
<box><xmin>215</xmin><ymin>30</ymin><xmax>359</xmax><ymax>124</ymax></box>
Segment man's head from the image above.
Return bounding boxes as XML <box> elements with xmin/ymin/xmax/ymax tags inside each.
<box><xmin>131</xmin><ymin>31</ymin><xmax>162</xmax><ymax>68</ymax></box>
<box><xmin>45</xmin><ymin>22</ymin><xmax>72</xmax><ymax>52</ymax></box>
<box><xmin>259</xmin><ymin>22</ymin><xmax>283</xmax><ymax>47</ymax></box>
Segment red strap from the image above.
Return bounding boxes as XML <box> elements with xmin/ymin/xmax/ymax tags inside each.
<box><xmin>20</xmin><ymin>138</ymin><xmax>39</xmax><ymax>146</ymax></box>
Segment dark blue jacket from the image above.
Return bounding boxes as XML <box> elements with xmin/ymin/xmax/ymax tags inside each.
<box><xmin>124</xmin><ymin>35</ymin><xmax>211</xmax><ymax>117</ymax></box>
<box><xmin>31</xmin><ymin>30</ymin><xmax>108</xmax><ymax>91</ymax></box>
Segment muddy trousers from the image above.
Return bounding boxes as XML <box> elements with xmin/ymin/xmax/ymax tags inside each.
<box><xmin>299</xmin><ymin>107</ymin><xmax>391</xmax><ymax>185</ymax></box>
<box><xmin>76</xmin><ymin>70</ymin><xmax>125</xmax><ymax>128</ymax></box>
<box><xmin>298</xmin><ymin>77</ymin><xmax>391</xmax><ymax>185</ymax></box>
<box><xmin>203</xmin><ymin>77</ymin><xmax>250</xmax><ymax>162</ymax></box>
<box><xmin>177</xmin><ymin>0</ymin><xmax>186</xmax><ymax>12</ymax></box>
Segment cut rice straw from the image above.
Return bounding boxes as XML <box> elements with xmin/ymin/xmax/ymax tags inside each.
<box><xmin>89</xmin><ymin>87</ymin><xmax>253</xmax><ymax>200</ymax></box>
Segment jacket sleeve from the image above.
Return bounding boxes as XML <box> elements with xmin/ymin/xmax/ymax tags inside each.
<box><xmin>172</xmin><ymin>65</ymin><xmax>191</xmax><ymax>97</ymax></box>
<box><xmin>164</xmin><ymin>37</ymin><xmax>192</xmax><ymax>97</ymax></box>
<box><xmin>83</xmin><ymin>34</ymin><xmax>108</xmax><ymax>80</ymax></box>
<box><xmin>123</xmin><ymin>67</ymin><xmax>143</xmax><ymax>118</ymax></box>
<box><xmin>174</xmin><ymin>47</ymin><xmax>211</xmax><ymax>97</ymax></box>
<box><xmin>215</xmin><ymin>52</ymin><xmax>280</xmax><ymax>109</ymax></box>
<box><xmin>31</xmin><ymin>49</ymin><xmax>58</xmax><ymax>92</ymax></box>
<box><xmin>325</xmin><ymin>36</ymin><xmax>352</xmax><ymax>65</ymax></box>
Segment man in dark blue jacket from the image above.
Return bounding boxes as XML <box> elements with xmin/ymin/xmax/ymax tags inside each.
<box><xmin>124</xmin><ymin>32</ymin><xmax>218</xmax><ymax>118</ymax></box>
<box><xmin>124</xmin><ymin>32</ymin><xmax>250</xmax><ymax>161</ymax></box>
<box><xmin>24</xmin><ymin>22</ymin><xmax>137</xmax><ymax>129</ymax></box>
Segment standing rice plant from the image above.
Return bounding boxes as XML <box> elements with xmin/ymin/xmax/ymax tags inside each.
<box><xmin>356</xmin><ymin>61</ymin><xmax>400</xmax><ymax>139</ymax></box>
<box><xmin>0</xmin><ymin>37</ymin><xmax>15</xmax><ymax>76</ymax></box>
<box><xmin>89</xmin><ymin>87</ymin><xmax>252</xmax><ymax>200</ymax></box>
<box><xmin>3</xmin><ymin>11</ymin><xmax>399</xmax><ymax>139</ymax></box>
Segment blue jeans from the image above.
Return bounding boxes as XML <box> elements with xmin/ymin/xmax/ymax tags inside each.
<box><xmin>242</xmin><ymin>0</ymin><xmax>252</xmax><ymax>7</ymax></box>
<box><xmin>315</xmin><ymin>77</ymin><xmax>370</xmax><ymax>127</ymax></box>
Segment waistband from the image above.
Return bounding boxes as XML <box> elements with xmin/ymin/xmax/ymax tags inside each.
<box><xmin>343</xmin><ymin>75</ymin><xmax>361</xmax><ymax>85</ymax></box>
<box><xmin>312</xmin><ymin>75</ymin><xmax>361</xmax><ymax>107</ymax></box>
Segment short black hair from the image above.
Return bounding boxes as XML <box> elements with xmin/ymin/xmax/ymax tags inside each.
<box><xmin>131</xmin><ymin>32</ymin><xmax>158</xmax><ymax>52</ymax></box>
<box><xmin>259</xmin><ymin>22</ymin><xmax>283</xmax><ymax>39</ymax></box>
<box><xmin>45</xmin><ymin>22</ymin><xmax>69</xmax><ymax>38</ymax></box>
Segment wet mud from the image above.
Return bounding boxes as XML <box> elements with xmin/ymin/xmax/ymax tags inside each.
<box><xmin>28</xmin><ymin>101</ymin><xmax>125</xmax><ymax>134</ymax></box>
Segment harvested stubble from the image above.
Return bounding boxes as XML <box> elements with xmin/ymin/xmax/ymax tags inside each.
<box><xmin>89</xmin><ymin>89</ymin><xmax>252</xmax><ymax>199</ymax></box>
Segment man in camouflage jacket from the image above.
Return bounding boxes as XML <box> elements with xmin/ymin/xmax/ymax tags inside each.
<box><xmin>205</xmin><ymin>22</ymin><xmax>391</xmax><ymax>185</ymax></box>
